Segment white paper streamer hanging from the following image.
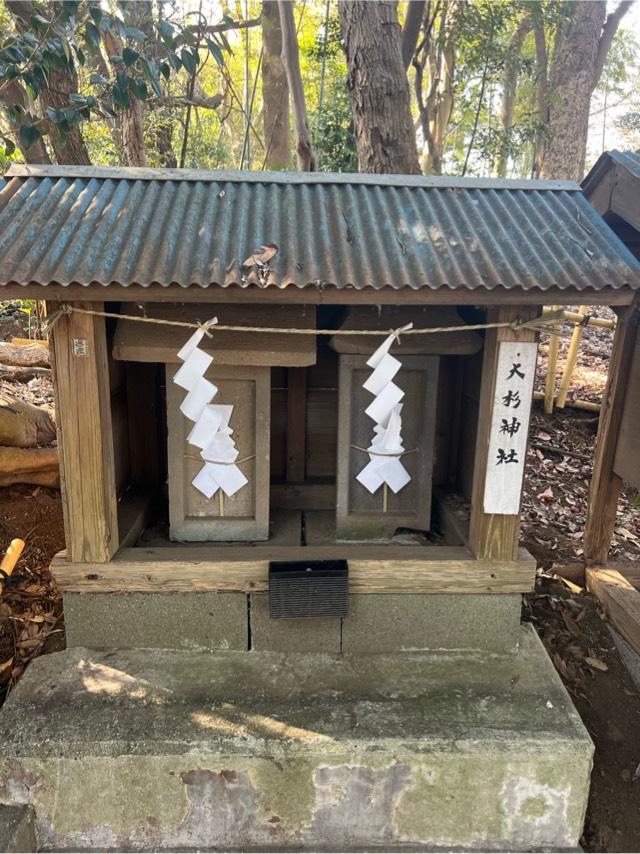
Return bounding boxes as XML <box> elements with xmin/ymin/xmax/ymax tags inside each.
<box><xmin>356</xmin><ymin>324</ymin><xmax>413</xmax><ymax>496</ymax></box>
<box><xmin>173</xmin><ymin>322</ymin><xmax>248</xmax><ymax>500</ymax></box>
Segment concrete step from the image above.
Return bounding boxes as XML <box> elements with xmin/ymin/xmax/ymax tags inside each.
<box><xmin>0</xmin><ymin>625</ymin><xmax>592</xmax><ymax>852</ymax></box>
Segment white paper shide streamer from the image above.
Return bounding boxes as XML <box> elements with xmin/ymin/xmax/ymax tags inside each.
<box><xmin>356</xmin><ymin>324</ymin><xmax>413</xmax><ymax>496</ymax></box>
<box><xmin>173</xmin><ymin>323</ymin><xmax>248</xmax><ymax>501</ymax></box>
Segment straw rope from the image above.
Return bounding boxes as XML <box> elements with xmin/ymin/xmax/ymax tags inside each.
<box><xmin>43</xmin><ymin>302</ymin><xmax>568</xmax><ymax>339</ymax></box>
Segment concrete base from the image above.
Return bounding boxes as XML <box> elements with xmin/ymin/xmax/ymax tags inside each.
<box><xmin>64</xmin><ymin>592</ymin><xmax>522</xmax><ymax>655</ymax></box>
<box><xmin>0</xmin><ymin>625</ymin><xmax>592</xmax><ymax>852</ymax></box>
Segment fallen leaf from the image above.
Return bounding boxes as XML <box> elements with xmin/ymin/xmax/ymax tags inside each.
<box><xmin>585</xmin><ymin>656</ymin><xmax>608</xmax><ymax>672</ymax></box>
<box><xmin>537</xmin><ymin>487</ymin><xmax>555</xmax><ymax>503</ymax></box>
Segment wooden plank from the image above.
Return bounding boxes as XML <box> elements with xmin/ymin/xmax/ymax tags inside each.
<box><xmin>51</xmin><ymin>547</ymin><xmax>536</xmax><ymax>594</ymax></box>
<box><xmin>468</xmin><ymin>306</ymin><xmax>538</xmax><ymax>560</ymax></box>
<box><xmin>10</xmin><ymin>283</ymin><xmax>636</xmax><ymax>307</ymax></box>
<box><xmin>113</xmin><ymin>303</ymin><xmax>317</xmax><ymax>367</ymax></box>
<box><xmin>47</xmin><ymin>301</ymin><xmax>118</xmax><ymax>563</ymax></box>
<box><xmin>613</xmin><ymin>325</ymin><xmax>640</xmax><ymax>489</ymax></box>
<box><xmin>587</xmin><ymin>567</ymin><xmax>640</xmax><ymax>655</ymax></box>
<box><xmin>329</xmin><ymin>306</ymin><xmax>482</xmax><ymax>355</ymax></box>
<box><xmin>271</xmin><ymin>482</ymin><xmax>335</xmax><ymax>510</ymax></box>
<box><xmin>286</xmin><ymin>367</ymin><xmax>307</xmax><ymax>482</ymax></box>
<box><xmin>584</xmin><ymin>300</ymin><xmax>640</xmax><ymax>565</ymax></box>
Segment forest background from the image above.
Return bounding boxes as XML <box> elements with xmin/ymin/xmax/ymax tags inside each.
<box><xmin>0</xmin><ymin>0</ymin><xmax>638</xmax><ymax>186</ymax></box>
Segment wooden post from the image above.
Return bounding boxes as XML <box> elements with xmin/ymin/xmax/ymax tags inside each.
<box><xmin>544</xmin><ymin>305</ymin><xmax>560</xmax><ymax>414</ymax></box>
<box><xmin>556</xmin><ymin>305</ymin><xmax>587</xmax><ymax>409</ymax></box>
<box><xmin>286</xmin><ymin>367</ymin><xmax>307</xmax><ymax>483</ymax></box>
<box><xmin>468</xmin><ymin>306</ymin><xmax>538</xmax><ymax>561</ymax></box>
<box><xmin>47</xmin><ymin>302</ymin><xmax>118</xmax><ymax>563</ymax></box>
<box><xmin>584</xmin><ymin>301</ymin><xmax>640</xmax><ymax>566</ymax></box>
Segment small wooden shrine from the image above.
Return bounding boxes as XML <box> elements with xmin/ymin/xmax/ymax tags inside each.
<box><xmin>0</xmin><ymin>164</ymin><xmax>638</xmax><ymax>650</ymax></box>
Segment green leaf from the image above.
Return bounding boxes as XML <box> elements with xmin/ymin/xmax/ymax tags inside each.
<box><xmin>156</xmin><ymin>19</ymin><xmax>175</xmax><ymax>48</ymax></box>
<box><xmin>30</xmin><ymin>14</ymin><xmax>51</xmax><ymax>31</ymax></box>
<box><xmin>125</xmin><ymin>27</ymin><xmax>146</xmax><ymax>41</ymax></box>
<box><xmin>89</xmin><ymin>72</ymin><xmax>108</xmax><ymax>86</ymax></box>
<box><xmin>68</xmin><ymin>93</ymin><xmax>87</xmax><ymax>105</ymax></box>
<box><xmin>159</xmin><ymin>61</ymin><xmax>170</xmax><ymax>81</ymax></box>
<box><xmin>180</xmin><ymin>48</ymin><xmax>197</xmax><ymax>75</ymax></box>
<box><xmin>205</xmin><ymin>38</ymin><xmax>224</xmax><ymax>69</ymax></box>
<box><xmin>122</xmin><ymin>46</ymin><xmax>139</xmax><ymax>66</ymax></box>
<box><xmin>128</xmin><ymin>77</ymin><xmax>148</xmax><ymax>100</ymax></box>
<box><xmin>2</xmin><ymin>136</ymin><xmax>15</xmax><ymax>156</ymax></box>
<box><xmin>19</xmin><ymin>123</ymin><xmax>41</xmax><ymax>149</ymax></box>
<box><xmin>85</xmin><ymin>21</ymin><xmax>101</xmax><ymax>49</ymax></box>
<box><xmin>166</xmin><ymin>52</ymin><xmax>181</xmax><ymax>71</ymax></box>
<box><xmin>89</xmin><ymin>5</ymin><xmax>103</xmax><ymax>26</ymax></box>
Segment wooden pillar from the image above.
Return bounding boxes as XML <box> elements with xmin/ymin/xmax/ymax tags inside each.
<box><xmin>48</xmin><ymin>302</ymin><xmax>118</xmax><ymax>563</ymax></box>
<box><xmin>584</xmin><ymin>301</ymin><xmax>640</xmax><ymax>566</ymax></box>
<box><xmin>468</xmin><ymin>306</ymin><xmax>538</xmax><ymax>560</ymax></box>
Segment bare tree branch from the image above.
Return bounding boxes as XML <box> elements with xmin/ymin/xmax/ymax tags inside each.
<box><xmin>593</xmin><ymin>0</ymin><xmax>633</xmax><ymax>86</ymax></box>
<box><xmin>401</xmin><ymin>1</ymin><xmax>426</xmax><ymax>70</ymax></box>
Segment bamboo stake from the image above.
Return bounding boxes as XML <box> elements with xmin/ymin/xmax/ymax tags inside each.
<box><xmin>556</xmin><ymin>305</ymin><xmax>588</xmax><ymax>409</ymax></box>
<box><xmin>0</xmin><ymin>538</ymin><xmax>24</xmax><ymax>593</ymax></box>
<box><xmin>544</xmin><ymin>305</ymin><xmax>560</xmax><ymax>414</ymax></box>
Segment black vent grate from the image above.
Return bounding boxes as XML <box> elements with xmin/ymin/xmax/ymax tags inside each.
<box><xmin>269</xmin><ymin>560</ymin><xmax>349</xmax><ymax>619</ymax></box>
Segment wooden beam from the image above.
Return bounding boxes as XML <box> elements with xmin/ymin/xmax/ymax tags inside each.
<box><xmin>47</xmin><ymin>301</ymin><xmax>118</xmax><ymax>563</ymax></box>
<box><xmin>468</xmin><ymin>306</ymin><xmax>538</xmax><ymax>560</ymax></box>
<box><xmin>587</xmin><ymin>566</ymin><xmax>640</xmax><ymax>655</ymax></box>
<box><xmin>51</xmin><ymin>546</ymin><xmax>536</xmax><ymax>594</ymax></box>
<box><xmin>286</xmin><ymin>368</ymin><xmax>307</xmax><ymax>482</ymax></box>
<box><xmin>5</xmin><ymin>283</ymin><xmax>636</xmax><ymax>307</ymax></box>
<box><xmin>584</xmin><ymin>300</ymin><xmax>640</xmax><ymax>565</ymax></box>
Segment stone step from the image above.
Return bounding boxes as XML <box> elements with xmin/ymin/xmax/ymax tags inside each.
<box><xmin>0</xmin><ymin>625</ymin><xmax>592</xmax><ymax>852</ymax></box>
<box><xmin>0</xmin><ymin>804</ymin><xmax>37</xmax><ymax>852</ymax></box>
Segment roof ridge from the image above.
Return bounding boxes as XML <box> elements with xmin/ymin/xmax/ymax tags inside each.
<box><xmin>5</xmin><ymin>164</ymin><xmax>582</xmax><ymax>192</ymax></box>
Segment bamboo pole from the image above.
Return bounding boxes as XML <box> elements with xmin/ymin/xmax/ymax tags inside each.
<box><xmin>542</xmin><ymin>307</ymin><xmax>616</xmax><ymax>330</ymax></box>
<box><xmin>556</xmin><ymin>305</ymin><xmax>588</xmax><ymax>409</ymax></box>
<box><xmin>544</xmin><ymin>305</ymin><xmax>560</xmax><ymax>414</ymax></box>
<box><xmin>533</xmin><ymin>391</ymin><xmax>600</xmax><ymax>412</ymax></box>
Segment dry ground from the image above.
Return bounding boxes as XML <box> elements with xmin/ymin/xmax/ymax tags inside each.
<box><xmin>0</xmin><ymin>308</ymin><xmax>639</xmax><ymax>850</ymax></box>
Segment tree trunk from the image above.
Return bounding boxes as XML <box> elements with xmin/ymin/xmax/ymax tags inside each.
<box><xmin>496</xmin><ymin>13</ymin><xmax>531</xmax><ymax>178</ymax></box>
<box><xmin>277</xmin><ymin>1</ymin><xmax>315</xmax><ymax>171</ymax></box>
<box><xmin>0</xmin><ymin>80</ymin><xmax>52</xmax><ymax>163</ymax></box>
<box><xmin>539</xmin><ymin>0</ymin><xmax>631</xmax><ymax>181</ymax></box>
<box><xmin>401</xmin><ymin>0</ymin><xmax>426</xmax><ymax>69</ymax></box>
<box><xmin>262</xmin><ymin>0</ymin><xmax>291</xmax><ymax>170</ymax></box>
<box><xmin>102</xmin><ymin>27</ymin><xmax>148</xmax><ymax>167</ymax></box>
<box><xmin>42</xmin><ymin>69</ymin><xmax>92</xmax><ymax>165</ymax></box>
<box><xmin>339</xmin><ymin>1</ymin><xmax>420</xmax><ymax>174</ymax></box>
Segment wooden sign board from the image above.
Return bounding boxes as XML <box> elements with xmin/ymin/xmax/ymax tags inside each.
<box><xmin>483</xmin><ymin>341</ymin><xmax>537</xmax><ymax>515</ymax></box>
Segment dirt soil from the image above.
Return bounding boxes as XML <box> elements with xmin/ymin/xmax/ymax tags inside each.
<box><xmin>0</xmin><ymin>307</ymin><xmax>639</xmax><ymax>850</ymax></box>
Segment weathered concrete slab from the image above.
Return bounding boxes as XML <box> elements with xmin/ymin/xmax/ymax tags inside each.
<box><xmin>0</xmin><ymin>804</ymin><xmax>36</xmax><ymax>852</ymax></box>
<box><xmin>250</xmin><ymin>593</ymin><xmax>341</xmax><ymax>653</ymax></box>
<box><xmin>0</xmin><ymin>626</ymin><xmax>592</xmax><ymax>852</ymax></box>
<box><xmin>342</xmin><ymin>593</ymin><xmax>522</xmax><ymax>654</ymax></box>
<box><xmin>64</xmin><ymin>592</ymin><xmax>248</xmax><ymax>651</ymax></box>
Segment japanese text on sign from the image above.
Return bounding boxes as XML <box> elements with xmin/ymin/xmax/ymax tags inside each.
<box><xmin>483</xmin><ymin>341</ymin><xmax>537</xmax><ymax>515</ymax></box>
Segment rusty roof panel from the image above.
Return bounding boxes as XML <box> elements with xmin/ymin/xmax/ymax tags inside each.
<box><xmin>0</xmin><ymin>167</ymin><xmax>638</xmax><ymax>291</ymax></box>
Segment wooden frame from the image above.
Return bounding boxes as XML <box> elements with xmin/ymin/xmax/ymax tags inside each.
<box><xmin>584</xmin><ymin>299</ymin><xmax>640</xmax><ymax>565</ymax></box>
<box><xmin>51</xmin><ymin>545</ymin><xmax>536</xmax><ymax>594</ymax></box>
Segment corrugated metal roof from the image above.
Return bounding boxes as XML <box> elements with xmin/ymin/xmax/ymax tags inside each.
<box><xmin>0</xmin><ymin>165</ymin><xmax>639</xmax><ymax>292</ymax></box>
<box><xmin>607</xmin><ymin>149</ymin><xmax>640</xmax><ymax>179</ymax></box>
